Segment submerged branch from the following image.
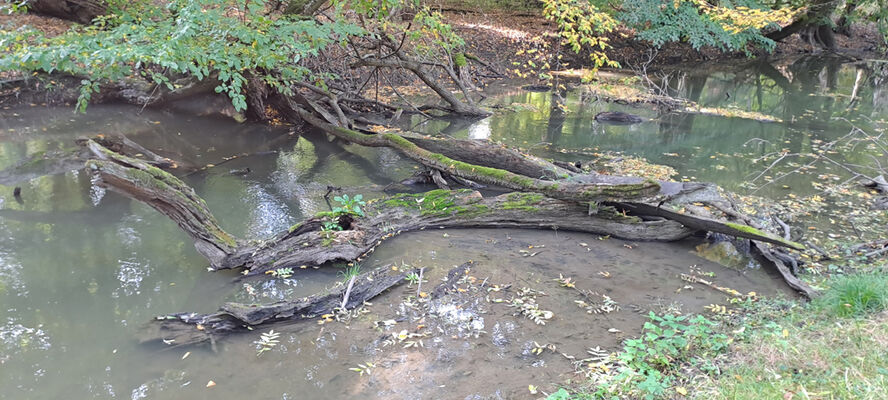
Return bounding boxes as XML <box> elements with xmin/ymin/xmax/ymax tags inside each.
<box><xmin>140</xmin><ymin>263</ymin><xmax>421</xmax><ymax>346</ymax></box>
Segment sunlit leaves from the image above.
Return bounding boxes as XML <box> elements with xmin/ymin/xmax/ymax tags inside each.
<box><xmin>541</xmin><ymin>0</ymin><xmax>620</xmax><ymax>73</ymax></box>
<box><xmin>619</xmin><ymin>0</ymin><xmax>800</xmax><ymax>52</ymax></box>
<box><xmin>0</xmin><ymin>0</ymin><xmax>366</xmax><ymax>111</ymax></box>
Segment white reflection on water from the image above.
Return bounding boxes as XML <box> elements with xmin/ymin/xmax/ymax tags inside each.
<box><xmin>112</xmin><ymin>255</ymin><xmax>149</xmax><ymax>297</ymax></box>
<box><xmin>0</xmin><ymin>317</ymin><xmax>51</xmax><ymax>354</ymax></box>
<box><xmin>245</xmin><ymin>183</ymin><xmax>296</xmax><ymax>238</ymax></box>
<box><xmin>468</xmin><ymin>118</ymin><xmax>491</xmax><ymax>140</ymax></box>
<box><xmin>116</xmin><ymin>215</ymin><xmax>143</xmax><ymax>249</ymax></box>
<box><xmin>0</xmin><ymin>250</ymin><xmax>26</xmax><ymax>297</ymax></box>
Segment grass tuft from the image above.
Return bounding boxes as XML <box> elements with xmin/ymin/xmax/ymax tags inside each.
<box><xmin>814</xmin><ymin>273</ymin><xmax>888</xmax><ymax>317</ymax></box>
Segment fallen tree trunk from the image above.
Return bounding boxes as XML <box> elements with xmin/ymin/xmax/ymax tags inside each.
<box><xmin>283</xmin><ymin>100</ymin><xmax>662</xmax><ymax>204</ymax></box>
<box><xmin>85</xmin><ymin>138</ymin><xmax>693</xmax><ymax>271</ymax></box>
<box><xmin>85</xmin><ymin>140</ymin><xmax>238</xmax><ymax>266</ymax></box>
<box><xmin>139</xmin><ymin>263</ymin><xmax>421</xmax><ymax>347</ymax></box>
<box><xmin>83</xmin><ymin>138</ymin><xmax>805</xmax><ymax>276</ymax></box>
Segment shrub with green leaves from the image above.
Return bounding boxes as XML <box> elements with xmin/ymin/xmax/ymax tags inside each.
<box><xmin>603</xmin><ymin>312</ymin><xmax>729</xmax><ymax>399</ymax></box>
<box><xmin>0</xmin><ymin>0</ymin><xmax>364</xmax><ymax>111</ymax></box>
<box><xmin>618</xmin><ymin>0</ymin><xmax>795</xmax><ymax>53</ymax></box>
<box><xmin>332</xmin><ymin>194</ymin><xmax>366</xmax><ymax>217</ymax></box>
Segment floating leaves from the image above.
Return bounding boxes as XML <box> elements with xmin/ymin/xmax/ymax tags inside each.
<box><xmin>266</xmin><ymin>267</ymin><xmax>294</xmax><ymax>279</ymax></box>
<box><xmin>254</xmin><ymin>329</ymin><xmax>281</xmax><ymax>357</ymax></box>
<box><xmin>349</xmin><ymin>362</ymin><xmax>376</xmax><ymax>376</ymax></box>
<box><xmin>507</xmin><ymin>287</ymin><xmax>554</xmax><ymax>325</ymax></box>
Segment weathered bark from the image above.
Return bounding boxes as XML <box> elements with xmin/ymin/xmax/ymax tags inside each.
<box><xmin>139</xmin><ymin>263</ymin><xmax>421</xmax><ymax>346</ymax></box>
<box><xmin>766</xmin><ymin>0</ymin><xmax>839</xmax><ymax>50</ymax></box>
<box><xmin>283</xmin><ymin>100</ymin><xmax>661</xmax><ymax>203</ymax></box>
<box><xmin>85</xmin><ymin>140</ymin><xmax>238</xmax><ymax>266</ymax></box>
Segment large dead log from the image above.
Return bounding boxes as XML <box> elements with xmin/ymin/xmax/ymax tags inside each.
<box><xmin>140</xmin><ymin>263</ymin><xmax>421</xmax><ymax>346</ymax></box>
<box><xmin>81</xmin><ymin>139</ymin><xmax>813</xmax><ymax>298</ymax></box>
<box><xmin>286</xmin><ymin>102</ymin><xmax>661</xmax><ymax>203</ymax></box>
<box><xmin>85</xmin><ymin>140</ymin><xmax>238</xmax><ymax>266</ymax></box>
<box><xmin>224</xmin><ymin>190</ymin><xmax>693</xmax><ymax>274</ymax></box>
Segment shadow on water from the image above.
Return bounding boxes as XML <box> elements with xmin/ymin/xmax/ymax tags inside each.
<box><xmin>0</xmin><ymin>55</ymin><xmax>885</xmax><ymax>399</ymax></box>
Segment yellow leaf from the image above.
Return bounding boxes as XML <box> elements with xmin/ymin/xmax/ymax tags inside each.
<box><xmin>676</xmin><ymin>386</ymin><xmax>688</xmax><ymax>395</ymax></box>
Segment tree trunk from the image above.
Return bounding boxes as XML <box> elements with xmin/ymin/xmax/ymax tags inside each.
<box><xmin>85</xmin><ymin>140</ymin><xmax>238</xmax><ymax>267</ymax></box>
<box><xmin>766</xmin><ymin>0</ymin><xmax>839</xmax><ymax>50</ymax></box>
<box><xmin>27</xmin><ymin>0</ymin><xmax>106</xmax><ymax>24</ymax></box>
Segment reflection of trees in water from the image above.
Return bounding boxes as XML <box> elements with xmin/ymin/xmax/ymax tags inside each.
<box><xmin>545</xmin><ymin>90</ymin><xmax>567</xmax><ymax>145</ymax></box>
<box><xmin>873</xmin><ymin>62</ymin><xmax>888</xmax><ymax>116</ymax></box>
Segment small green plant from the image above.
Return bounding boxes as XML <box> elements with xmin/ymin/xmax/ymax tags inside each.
<box><xmin>267</xmin><ymin>267</ymin><xmax>294</xmax><ymax>279</ymax></box>
<box><xmin>332</xmin><ymin>194</ymin><xmax>366</xmax><ymax>217</ymax></box>
<box><xmin>405</xmin><ymin>272</ymin><xmax>421</xmax><ymax>286</ymax></box>
<box><xmin>339</xmin><ymin>263</ymin><xmax>361</xmax><ymax>283</ymax></box>
<box><xmin>602</xmin><ymin>312</ymin><xmax>729</xmax><ymax>399</ymax></box>
<box><xmin>814</xmin><ymin>273</ymin><xmax>888</xmax><ymax>317</ymax></box>
<box><xmin>321</xmin><ymin>221</ymin><xmax>343</xmax><ymax>232</ymax></box>
<box><xmin>254</xmin><ymin>329</ymin><xmax>281</xmax><ymax>357</ymax></box>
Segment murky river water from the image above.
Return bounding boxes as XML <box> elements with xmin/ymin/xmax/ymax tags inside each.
<box><xmin>0</xmin><ymin>56</ymin><xmax>885</xmax><ymax>399</ymax></box>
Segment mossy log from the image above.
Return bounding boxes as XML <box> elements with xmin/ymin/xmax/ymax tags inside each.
<box><xmin>85</xmin><ymin>140</ymin><xmax>238</xmax><ymax>266</ymax></box>
<box><xmin>287</xmin><ymin>102</ymin><xmax>661</xmax><ymax>203</ymax></box>
<box><xmin>82</xmin><ymin>139</ymin><xmax>813</xmax><ymax>298</ymax></box>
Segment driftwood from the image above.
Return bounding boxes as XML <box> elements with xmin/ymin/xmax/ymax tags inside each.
<box><xmin>82</xmin><ymin>138</ymin><xmax>808</xmax><ymax>289</ymax></box>
<box><xmin>594</xmin><ymin>111</ymin><xmax>644</xmax><ymax>124</ymax></box>
<box><xmin>139</xmin><ymin>264</ymin><xmax>421</xmax><ymax>346</ymax></box>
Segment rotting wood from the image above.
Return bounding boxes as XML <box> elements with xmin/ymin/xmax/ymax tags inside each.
<box><xmin>85</xmin><ymin>140</ymin><xmax>238</xmax><ymax>266</ymax></box>
<box><xmin>80</xmin><ymin>138</ymin><xmax>811</xmax><ymax>298</ymax></box>
<box><xmin>139</xmin><ymin>264</ymin><xmax>421</xmax><ymax>347</ymax></box>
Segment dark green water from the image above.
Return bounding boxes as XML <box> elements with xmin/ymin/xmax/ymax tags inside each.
<box><xmin>0</xmin><ymin>55</ymin><xmax>885</xmax><ymax>399</ymax></box>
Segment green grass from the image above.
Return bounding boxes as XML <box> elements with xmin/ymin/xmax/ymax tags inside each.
<box><xmin>694</xmin><ymin>305</ymin><xmax>888</xmax><ymax>399</ymax></box>
<box><xmin>339</xmin><ymin>263</ymin><xmax>362</xmax><ymax>283</ymax></box>
<box><xmin>812</xmin><ymin>273</ymin><xmax>888</xmax><ymax>317</ymax></box>
<box><xmin>692</xmin><ymin>273</ymin><xmax>888</xmax><ymax>400</ymax></box>
<box><xmin>548</xmin><ymin>272</ymin><xmax>888</xmax><ymax>400</ymax></box>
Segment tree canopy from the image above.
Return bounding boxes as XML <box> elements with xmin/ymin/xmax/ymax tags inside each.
<box><xmin>1</xmin><ymin>0</ymin><xmax>884</xmax><ymax>114</ymax></box>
